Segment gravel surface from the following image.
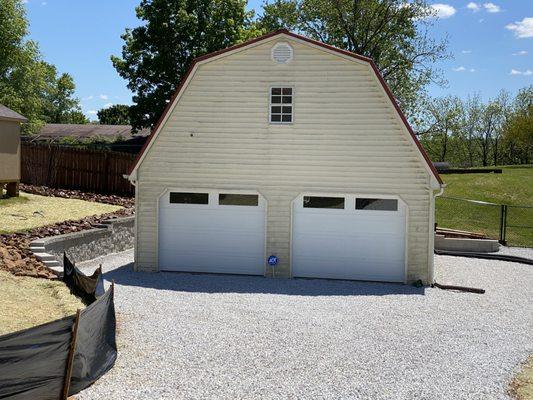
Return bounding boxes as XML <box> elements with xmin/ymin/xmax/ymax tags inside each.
<box><xmin>497</xmin><ymin>246</ymin><xmax>533</xmax><ymax>259</ymax></box>
<box><xmin>77</xmin><ymin>250</ymin><xmax>532</xmax><ymax>400</ymax></box>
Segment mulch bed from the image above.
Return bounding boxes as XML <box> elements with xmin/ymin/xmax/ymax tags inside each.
<box><xmin>0</xmin><ymin>185</ymin><xmax>134</xmax><ymax>279</ymax></box>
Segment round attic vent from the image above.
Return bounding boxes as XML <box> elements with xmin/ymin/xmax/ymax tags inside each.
<box><xmin>271</xmin><ymin>42</ymin><xmax>293</xmax><ymax>64</ymax></box>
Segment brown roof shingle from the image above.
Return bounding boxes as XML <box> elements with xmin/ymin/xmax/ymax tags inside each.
<box><xmin>34</xmin><ymin>124</ymin><xmax>150</xmax><ymax>141</ymax></box>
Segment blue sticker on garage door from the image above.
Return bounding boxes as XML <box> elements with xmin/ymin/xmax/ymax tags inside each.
<box><xmin>268</xmin><ymin>255</ymin><xmax>278</xmax><ymax>266</ymax></box>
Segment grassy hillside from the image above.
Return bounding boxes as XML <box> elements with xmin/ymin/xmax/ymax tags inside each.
<box><xmin>436</xmin><ymin>166</ymin><xmax>532</xmax><ymax>247</ymax></box>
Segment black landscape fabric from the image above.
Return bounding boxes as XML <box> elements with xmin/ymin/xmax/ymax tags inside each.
<box><xmin>0</xmin><ymin>284</ymin><xmax>117</xmax><ymax>399</ymax></box>
<box><xmin>68</xmin><ymin>284</ymin><xmax>117</xmax><ymax>395</ymax></box>
<box><xmin>63</xmin><ymin>252</ymin><xmax>105</xmax><ymax>304</ymax></box>
<box><xmin>0</xmin><ymin>316</ymin><xmax>75</xmax><ymax>400</ymax></box>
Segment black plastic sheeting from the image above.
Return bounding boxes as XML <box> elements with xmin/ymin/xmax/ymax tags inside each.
<box><xmin>63</xmin><ymin>253</ymin><xmax>105</xmax><ymax>304</ymax></box>
<box><xmin>69</xmin><ymin>286</ymin><xmax>117</xmax><ymax>395</ymax></box>
<box><xmin>0</xmin><ymin>265</ymin><xmax>117</xmax><ymax>399</ymax></box>
<box><xmin>0</xmin><ymin>316</ymin><xmax>75</xmax><ymax>400</ymax></box>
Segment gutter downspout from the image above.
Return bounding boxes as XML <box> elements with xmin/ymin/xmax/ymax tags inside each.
<box><xmin>428</xmin><ymin>183</ymin><xmax>446</xmax><ymax>284</ymax></box>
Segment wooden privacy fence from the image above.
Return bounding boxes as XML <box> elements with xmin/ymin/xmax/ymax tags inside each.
<box><xmin>21</xmin><ymin>143</ymin><xmax>135</xmax><ymax>195</ymax></box>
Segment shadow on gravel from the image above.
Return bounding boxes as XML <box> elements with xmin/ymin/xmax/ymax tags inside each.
<box><xmin>103</xmin><ymin>264</ymin><xmax>425</xmax><ymax>297</ymax></box>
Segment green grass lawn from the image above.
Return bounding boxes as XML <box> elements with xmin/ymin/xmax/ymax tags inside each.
<box><xmin>0</xmin><ymin>192</ymin><xmax>122</xmax><ymax>234</ymax></box>
<box><xmin>436</xmin><ymin>166</ymin><xmax>533</xmax><ymax>247</ymax></box>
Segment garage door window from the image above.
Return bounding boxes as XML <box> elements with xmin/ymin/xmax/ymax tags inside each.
<box><xmin>356</xmin><ymin>198</ymin><xmax>398</xmax><ymax>211</ymax></box>
<box><xmin>303</xmin><ymin>196</ymin><xmax>344</xmax><ymax>209</ymax></box>
<box><xmin>219</xmin><ymin>194</ymin><xmax>259</xmax><ymax>206</ymax></box>
<box><xmin>169</xmin><ymin>192</ymin><xmax>209</xmax><ymax>204</ymax></box>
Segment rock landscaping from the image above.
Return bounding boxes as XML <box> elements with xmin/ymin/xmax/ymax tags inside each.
<box><xmin>0</xmin><ymin>185</ymin><xmax>133</xmax><ymax>279</ymax></box>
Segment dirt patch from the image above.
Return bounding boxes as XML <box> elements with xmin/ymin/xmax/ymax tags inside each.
<box><xmin>509</xmin><ymin>356</ymin><xmax>533</xmax><ymax>400</ymax></box>
<box><xmin>1</xmin><ymin>185</ymin><xmax>134</xmax><ymax>279</ymax></box>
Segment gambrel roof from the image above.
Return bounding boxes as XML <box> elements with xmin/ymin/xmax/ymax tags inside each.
<box><xmin>129</xmin><ymin>29</ymin><xmax>442</xmax><ymax>186</ymax></box>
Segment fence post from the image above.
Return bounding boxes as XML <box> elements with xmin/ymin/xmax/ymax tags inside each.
<box><xmin>499</xmin><ymin>205</ymin><xmax>508</xmax><ymax>245</ymax></box>
<box><xmin>62</xmin><ymin>309</ymin><xmax>81</xmax><ymax>400</ymax></box>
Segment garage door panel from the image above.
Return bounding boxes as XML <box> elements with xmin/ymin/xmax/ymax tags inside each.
<box><xmin>158</xmin><ymin>190</ymin><xmax>265</xmax><ymax>275</ymax></box>
<box><xmin>292</xmin><ymin>194</ymin><xmax>406</xmax><ymax>282</ymax></box>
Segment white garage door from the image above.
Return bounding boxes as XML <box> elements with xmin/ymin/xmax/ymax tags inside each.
<box><xmin>292</xmin><ymin>194</ymin><xmax>406</xmax><ymax>282</ymax></box>
<box><xmin>158</xmin><ymin>190</ymin><xmax>266</xmax><ymax>275</ymax></box>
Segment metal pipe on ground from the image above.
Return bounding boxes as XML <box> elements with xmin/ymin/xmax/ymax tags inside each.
<box><xmin>434</xmin><ymin>249</ymin><xmax>533</xmax><ymax>265</ymax></box>
<box><xmin>432</xmin><ymin>282</ymin><xmax>485</xmax><ymax>294</ymax></box>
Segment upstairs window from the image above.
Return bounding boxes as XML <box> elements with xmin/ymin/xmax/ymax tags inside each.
<box><xmin>270</xmin><ymin>87</ymin><xmax>293</xmax><ymax>124</ymax></box>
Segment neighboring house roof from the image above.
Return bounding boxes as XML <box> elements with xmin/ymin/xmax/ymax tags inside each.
<box><xmin>29</xmin><ymin>124</ymin><xmax>150</xmax><ymax>142</ymax></box>
<box><xmin>129</xmin><ymin>29</ymin><xmax>443</xmax><ymax>185</ymax></box>
<box><xmin>0</xmin><ymin>104</ymin><xmax>27</xmax><ymax>123</ymax></box>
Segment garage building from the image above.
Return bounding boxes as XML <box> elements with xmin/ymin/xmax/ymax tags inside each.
<box><xmin>128</xmin><ymin>30</ymin><xmax>444</xmax><ymax>284</ymax></box>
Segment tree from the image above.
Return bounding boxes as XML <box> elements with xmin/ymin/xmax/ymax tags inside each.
<box><xmin>459</xmin><ymin>95</ymin><xmax>482</xmax><ymax>167</ymax></box>
<box><xmin>0</xmin><ymin>0</ymin><xmax>46</xmax><ymax>132</ymax></box>
<box><xmin>501</xmin><ymin>86</ymin><xmax>532</xmax><ymax>165</ymax></box>
<box><xmin>42</xmin><ymin>66</ymin><xmax>87</xmax><ymax>123</ymax></box>
<box><xmin>476</xmin><ymin>94</ymin><xmax>507</xmax><ymax>167</ymax></box>
<box><xmin>416</xmin><ymin>96</ymin><xmax>463</xmax><ymax>162</ymax></box>
<box><xmin>112</xmin><ymin>0</ymin><xmax>261</xmax><ymax>131</ymax></box>
<box><xmin>97</xmin><ymin>104</ymin><xmax>132</xmax><ymax>125</ymax></box>
<box><xmin>0</xmin><ymin>0</ymin><xmax>85</xmax><ymax>131</ymax></box>
<box><xmin>257</xmin><ymin>0</ymin><xmax>448</xmax><ymax>116</ymax></box>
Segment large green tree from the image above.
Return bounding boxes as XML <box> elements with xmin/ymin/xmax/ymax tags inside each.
<box><xmin>0</xmin><ymin>0</ymin><xmax>86</xmax><ymax>131</ymax></box>
<box><xmin>112</xmin><ymin>0</ymin><xmax>261</xmax><ymax>131</ymax></box>
<box><xmin>97</xmin><ymin>104</ymin><xmax>132</xmax><ymax>125</ymax></box>
<box><xmin>501</xmin><ymin>86</ymin><xmax>532</xmax><ymax>165</ymax></box>
<box><xmin>257</xmin><ymin>0</ymin><xmax>448</xmax><ymax>115</ymax></box>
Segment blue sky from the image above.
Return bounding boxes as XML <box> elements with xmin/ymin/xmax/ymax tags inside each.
<box><xmin>23</xmin><ymin>0</ymin><xmax>532</xmax><ymax>120</ymax></box>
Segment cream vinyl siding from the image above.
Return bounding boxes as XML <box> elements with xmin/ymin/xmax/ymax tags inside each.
<box><xmin>135</xmin><ymin>36</ymin><xmax>433</xmax><ymax>283</ymax></box>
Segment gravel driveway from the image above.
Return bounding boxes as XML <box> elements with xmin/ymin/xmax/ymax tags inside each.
<box><xmin>77</xmin><ymin>250</ymin><xmax>532</xmax><ymax>400</ymax></box>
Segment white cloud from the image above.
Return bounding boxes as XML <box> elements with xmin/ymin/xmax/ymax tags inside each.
<box><xmin>512</xmin><ymin>50</ymin><xmax>528</xmax><ymax>56</ymax></box>
<box><xmin>510</xmin><ymin>69</ymin><xmax>533</xmax><ymax>76</ymax></box>
<box><xmin>469</xmin><ymin>68</ymin><xmax>476</xmax><ymax>72</ymax></box>
<box><xmin>483</xmin><ymin>2</ymin><xmax>500</xmax><ymax>13</ymax></box>
<box><xmin>462</xmin><ymin>50</ymin><xmax>472</xmax><ymax>54</ymax></box>
<box><xmin>467</xmin><ymin>2</ymin><xmax>480</xmax><ymax>12</ymax></box>
<box><xmin>82</xmin><ymin>95</ymin><xmax>94</xmax><ymax>101</ymax></box>
<box><xmin>506</xmin><ymin>18</ymin><xmax>533</xmax><ymax>39</ymax></box>
<box><xmin>102</xmin><ymin>103</ymin><xmax>113</xmax><ymax>108</ymax></box>
<box><xmin>431</xmin><ymin>3</ymin><xmax>456</xmax><ymax>18</ymax></box>
<box><xmin>453</xmin><ymin>66</ymin><xmax>466</xmax><ymax>72</ymax></box>
<box><xmin>87</xmin><ymin>110</ymin><xmax>97</xmax><ymax>115</ymax></box>
<box><xmin>99</xmin><ymin>94</ymin><xmax>109</xmax><ymax>100</ymax></box>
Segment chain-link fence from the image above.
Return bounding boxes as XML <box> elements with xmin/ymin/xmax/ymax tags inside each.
<box><xmin>435</xmin><ymin>196</ymin><xmax>533</xmax><ymax>247</ymax></box>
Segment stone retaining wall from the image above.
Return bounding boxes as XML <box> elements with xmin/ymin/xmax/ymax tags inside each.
<box><xmin>30</xmin><ymin>216</ymin><xmax>134</xmax><ymax>273</ymax></box>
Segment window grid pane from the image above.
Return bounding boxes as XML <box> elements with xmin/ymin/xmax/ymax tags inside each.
<box><xmin>270</xmin><ymin>87</ymin><xmax>293</xmax><ymax>123</ymax></box>
<box><xmin>170</xmin><ymin>192</ymin><xmax>209</xmax><ymax>204</ymax></box>
<box><xmin>219</xmin><ymin>194</ymin><xmax>259</xmax><ymax>206</ymax></box>
<box><xmin>303</xmin><ymin>196</ymin><xmax>345</xmax><ymax>209</ymax></box>
<box><xmin>356</xmin><ymin>198</ymin><xmax>398</xmax><ymax>211</ymax></box>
